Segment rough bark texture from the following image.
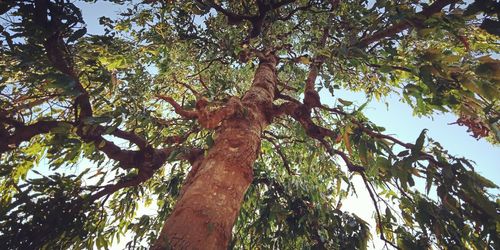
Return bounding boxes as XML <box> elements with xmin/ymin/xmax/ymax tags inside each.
<box><xmin>152</xmin><ymin>54</ymin><xmax>278</xmax><ymax>249</ymax></box>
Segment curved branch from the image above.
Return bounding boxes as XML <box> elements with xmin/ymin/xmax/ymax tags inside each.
<box><xmin>90</xmin><ymin>146</ymin><xmax>201</xmax><ymax>202</ymax></box>
<box><xmin>156</xmin><ymin>95</ymin><xmax>199</xmax><ymax>119</ymax></box>
<box><xmin>330</xmin><ymin>147</ymin><xmax>365</xmax><ymax>173</ymax></box>
<box><xmin>303</xmin><ymin>27</ymin><xmax>329</xmax><ymax>108</ymax></box>
<box><xmin>303</xmin><ymin>0</ymin><xmax>341</xmax><ymax>108</ymax></box>
<box><xmin>275</xmin><ymin>1</ymin><xmax>314</xmax><ymax>21</ymax></box>
<box><xmin>356</xmin><ymin>0</ymin><xmax>459</xmax><ymax>48</ymax></box>
<box><xmin>0</xmin><ymin>119</ymin><xmax>64</xmax><ymax>154</ymax></box>
<box><xmin>262</xmin><ymin>135</ymin><xmax>294</xmax><ymax>175</ymax></box>
<box><xmin>322</xmin><ymin>107</ymin><xmax>455</xmax><ymax>170</ymax></box>
<box><xmin>366</xmin><ymin>63</ymin><xmax>412</xmax><ymax>73</ymax></box>
<box><xmin>89</xmin><ymin>167</ymin><xmax>155</xmax><ymax>202</ymax></box>
<box><xmin>109</xmin><ymin>128</ymin><xmax>149</xmax><ymax>150</ymax></box>
<box><xmin>157</xmin><ymin>95</ymin><xmax>242</xmax><ymax>129</ymax></box>
<box><xmin>274</xmin><ymin>101</ymin><xmax>336</xmax><ymax>140</ymax></box>
<box><xmin>196</xmin><ymin>0</ymin><xmax>254</xmax><ymax>22</ymax></box>
<box><xmin>0</xmin><ymin>114</ymin><xmax>173</xmax><ymax>173</ymax></box>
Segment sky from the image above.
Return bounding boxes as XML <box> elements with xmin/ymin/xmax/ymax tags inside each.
<box><xmin>66</xmin><ymin>1</ymin><xmax>500</xmax><ymax>249</ymax></box>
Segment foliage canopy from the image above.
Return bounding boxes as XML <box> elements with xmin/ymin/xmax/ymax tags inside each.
<box><xmin>0</xmin><ymin>0</ymin><xmax>499</xmax><ymax>249</ymax></box>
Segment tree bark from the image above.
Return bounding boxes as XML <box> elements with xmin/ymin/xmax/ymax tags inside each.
<box><xmin>153</xmin><ymin>54</ymin><xmax>278</xmax><ymax>249</ymax></box>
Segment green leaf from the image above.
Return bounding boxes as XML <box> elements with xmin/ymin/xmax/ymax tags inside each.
<box><xmin>67</xmin><ymin>28</ymin><xmax>87</xmax><ymax>43</ymax></box>
<box><xmin>425</xmin><ymin>165</ymin><xmax>435</xmax><ymax>195</ymax></box>
<box><xmin>338</xmin><ymin>98</ymin><xmax>353</xmax><ymax>106</ymax></box>
<box><xmin>205</xmin><ymin>134</ymin><xmax>215</xmax><ymax>148</ymax></box>
<box><xmin>82</xmin><ymin>116</ymin><xmax>112</xmax><ymax>125</ymax></box>
<box><xmin>418</xmin><ymin>66</ymin><xmax>434</xmax><ymax>88</ymax></box>
<box><xmin>378</xmin><ymin>65</ymin><xmax>393</xmax><ymax>73</ymax></box>
<box><xmin>412</xmin><ymin>129</ymin><xmax>427</xmax><ymax>155</ymax></box>
<box><xmin>471</xmin><ymin>172</ymin><xmax>498</xmax><ymax>189</ymax></box>
<box><xmin>397</xmin><ymin>150</ymin><xmax>409</xmax><ymax>157</ymax></box>
<box><xmin>167</xmin><ymin>149</ymin><xmax>181</xmax><ymax>161</ymax></box>
<box><xmin>45</xmin><ymin>73</ymin><xmax>78</xmax><ymax>95</ymax></box>
<box><xmin>50</xmin><ymin>123</ymin><xmax>72</xmax><ymax>134</ymax></box>
<box><xmin>356</xmin><ymin>100</ymin><xmax>370</xmax><ymax>113</ymax></box>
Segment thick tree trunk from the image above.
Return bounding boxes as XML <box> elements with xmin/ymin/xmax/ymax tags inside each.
<box><xmin>153</xmin><ymin>54</ymin><xmax>278</xmax><ymax>249</ymax></box>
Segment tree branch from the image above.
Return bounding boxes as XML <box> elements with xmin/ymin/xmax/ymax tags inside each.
<box><xmin>89</xmin><ymin>166</ymin><xmax>155</xmax><ymax>202</ymax></box>
<box><xmin>157</xmin><ymin>94</ymin><xmax>242</xmax><ymax>129</ymax></box>
<box><xmin>322</xmin><ymin>108</ymin><xmax>454</xmax><ymax>171</ymax></box>
<box><xmin>156</xmin><ymin>95</ymin><xmax>199</xmax><ymax>119</ymax></box>
<box><xmin>330</xmin><ymin>147</ymin><xmax>365</xmax><ymax>173</ymax></box>
<box><xmin>198</xmin><ymin>0</ymin><xmax>297</xmax><ymax>40</ymax></box>
<box><xmin>275</xmin><ymin>1</ymin><xmax>313</xmax><ymax>21</ymax></box>
<box><xmin>303</xmin><ymin>27</ymin><xmax>329</xmax><ymax>108</ymax></box>
<box><xmin>356</xmin><ymin>0</ymin><xmax>459</xmax><ymax>47</ymax></box>
<box><xmin>366</xmin><ymin>63</ymin><xmax>412</xmax><ymax>73</ymax></box>
<box><xmin>361</xmin><ymin>174</ymin><xmax>401</xmax><ymax>250</ymax></box>
<box><xmin>262</xmin><ymin>135</ymin><xmax>295</xmax><ymax>175</ymax></box>
<box><xmin>109</xmin><ymin>128</ymin><xmax>149</xmax><ymax>150</ymax></box>
<box><xmin>90</xmin><ymin>146</ymin><xmax>199</xmax><ymax>202</ymax></box>
<box><xmin>0</xmin><ymin>118</ymin><xmax>64</xmax><ymax>154</ymax></box>
<box><xmin>272</xmin><ymin>100</ymin><xmax>365</xmax><ymax>173</ymax></box>
<box><xmin>275</xmin><ymin>101</ymin><xmax>336</xmax><ymax>140</ymax></box>
<box><xmin>34</xmin><ymin>2</ymin><xmax>160</xmax><ymax>170</ymax></box>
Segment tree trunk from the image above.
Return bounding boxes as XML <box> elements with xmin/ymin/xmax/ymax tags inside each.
<box><xmin>153</xmin><ymin>54</ymin><xmax>278</xmax><ymax>249</ymax></box>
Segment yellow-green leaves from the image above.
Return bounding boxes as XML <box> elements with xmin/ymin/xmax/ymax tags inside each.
<box><xmin>98</xmin><ymin>55</ymin><xmax>130</xmax><ymax>71</ymax></box>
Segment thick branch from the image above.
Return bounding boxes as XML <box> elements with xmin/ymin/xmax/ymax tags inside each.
<box><xmin>196</xmin><ymin>0</ymin><xmax>254</xmax><ymax>23</ymax></box>
<box><xmin>198</xmin><ymin>96</ymin><xmax>242</xmax><ymax>128</ymax></box>
<box><xmin>303</xmin><ymin>27</ymin><xmax>329</xmax><ymax>108</ymax></box>
<box><xmin>90</xmin><ymin>146</ymin><xmax>194</xmax><ymax>202</ymax></box>
<box><xmin>1</xmin><ymin>1</ymin><xmax>180</xmax><ymax>204</ymax></box>
<box><xmin>272</xmin><ymin>101</ymin><xmax>365</xmax><ymax>173</ymax></box>
<box><xmin>0</xmin><ymin>114</ymin><xmax>172</xmax><ymax>174</ymax></box>
<box><xmin>157</xmin><ymin>95</ymin><xmax>242</xmax><ymax>129</ymax></box>
<box><xmin>0</xmin><ymin>119</ymin><xmax>63</xmax><ymax>154</ymax></box>
<box><xmin>274</xmin><ymin>101</ymin><xmax>336</xmax><ymax>140</ymax></box>
<box><xmin>38</xmin><ymin>6</ymin><xmax>151</xmax><ymax>169</ymax></box>
<box><xmin>302</xmin><ymin>0</ymin><xmax>342</xmax><ymax>108</ymax></box>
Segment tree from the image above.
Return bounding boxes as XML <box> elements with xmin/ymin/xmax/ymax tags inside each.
<box><xmin>0</xmin><ymin>0</ymin><xmax>499</xmax><ymax>249</ymax></box>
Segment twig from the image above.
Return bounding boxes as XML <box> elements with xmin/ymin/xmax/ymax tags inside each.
<box><xmin>262</xmin><ymin>135</ymin><xmax>295</xmax><ymax>175</ymax></box>
<box><xmin>361</xmin><ymin>174</ymin><xmax>401</xmax><ymax>250</ymax></box>
<box><xmin>155</xmin><ymin>95</ymin><xmax>198</xmax><ymax>119</ymax></box>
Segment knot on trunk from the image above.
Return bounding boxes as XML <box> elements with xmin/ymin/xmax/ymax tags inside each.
<box><xmin>198</xmin><ymin>97</ymin><xmax>243</xmax><ymax>129</ymax></box>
